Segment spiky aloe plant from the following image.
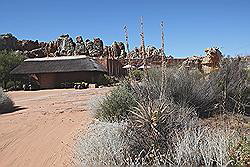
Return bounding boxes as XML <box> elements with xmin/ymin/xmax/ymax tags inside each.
<box><xmin>127</xmin><ymin>100</ymin><xmax>197</xmax><ymax>159</ymax></box>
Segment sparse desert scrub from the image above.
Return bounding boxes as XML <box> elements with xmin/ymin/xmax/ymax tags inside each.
<box><xmin>77</xmin><ymin>58</ymin><xmax>248</xmax><ymax>166</ymax></box>
<box><xmin>134</xmin><ymin>58</ymin><xmax>248</xmax><ymax>117</ymax></box>
<box><xmin>126</xmin><ymin>100</ymin><xmax>197</xmax><ymax>157</ymax></box>
<box><xmin>172</xmin><ymin>123</ymin><xmax>239</xmax><ymax>166</ymax></box>
<box><xmin>76</xmin><ymin>118</ymin><xmax>241</xmax><ymax>166</ymax></box>
<box><xmin>96</xmin><ymin>58</ymin><xmax>248</xmax><ymax>121</ymax></box>
<box><xmin>124</xmin><ymin>100</ymin><xmax>241</xmax><ymax>166</ymax></box>
<box><xmin>209</xmin><ymin>58</ymin><xmax>249</xmax><ymax>115</ymax></box>
<box><xmin>229</xmin><ymin>136</ymin><xmax>250</xmax><ymax>166</ymax></box>
<box><xmin>0</xmin><ymin>88</ymin><xmax>14</xmax><ymax>114</ymax></box>
<box><xmin>75</xmin><ymin>121</ymin><xmax>127</xmax><ymax>166</ymax></box>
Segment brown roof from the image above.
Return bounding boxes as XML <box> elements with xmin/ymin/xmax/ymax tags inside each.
<box><xmin>11</xmin><ymin>56</ymin><xmax>107</xmax><ymax>74</ymax></box>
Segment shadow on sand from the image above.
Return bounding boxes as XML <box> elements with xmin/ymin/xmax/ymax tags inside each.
<box><xmin>0</xmin><ymin>106</ymin><xmax>27</xmax><ymax>115</ymax></box>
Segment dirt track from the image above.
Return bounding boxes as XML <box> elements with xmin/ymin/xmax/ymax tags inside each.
<box><xmin>0</xmin><ymin>87</ymin><xmax>111</xmax><ymax>167</ymax></box>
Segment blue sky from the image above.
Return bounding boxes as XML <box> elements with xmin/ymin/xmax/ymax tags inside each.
<box><xmin>1</xmin><ymin>0</ymin><xmax>250</xmax><ymax>57</ymax></box>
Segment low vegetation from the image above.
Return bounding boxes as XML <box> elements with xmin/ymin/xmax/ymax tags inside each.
<box><xmin>77</xmin><ymin>58</ymin><xmax>249</xmax><ymax>166</ymax></box>
<box><xmin>129</xmin><ymin>69</ymin><xmax>144</xmax><ymax>81</ymax></box>
<box><xmin>0</xmin><ymin>88</ymin><xmax>14</xmax><ymax>114</ymax></box>
<box><xmin>97</xmin><ymin>74</ymin><xmax>119</xmax><ymax>86</ymax></box>
<box><xmin>96</xmin><ymin>82</ymin><xmax>137</xmax><ymax>122</ymax></box>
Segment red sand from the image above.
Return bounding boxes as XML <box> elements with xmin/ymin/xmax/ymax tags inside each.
<box><xmin>0</xmin><ymin>87</ymin><xmax>111</xmax><ymax>167</ymax></box>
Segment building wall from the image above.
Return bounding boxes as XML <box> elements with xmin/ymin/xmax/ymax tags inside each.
<box><xmin>97</xmin><ymin>58</ymin><xmax>125</xmax><ymax>77</ymax></box>
<box><xmin>36</xmin><ymin>71</ymin><xmax>105</xmax><ymax>89</ymax></box>
<box><xmin>37</xmin><ymin>73</ymin><xmax>56</xmax><ymax>89</ymax></box>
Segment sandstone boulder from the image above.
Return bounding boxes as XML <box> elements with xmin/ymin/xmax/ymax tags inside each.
<box><xmin>117</xmin><ymin>42</ymin><xmax>126</xmax><ymax>58</ymax></box>
<box><xmin>202</xmin><ymin>47</ymin><xmax>222</xmax><ymax>66</ymax></box>
<box><xmin>75</xmin><ymin>36</ymin><xmax>87</xmax><ymax>55</ymax></box>
<box><xmin>91</xmin><ymin>38</ymin><xmax>104</xmax><ymax>57</ymax></box>
<box><xmin>85</xmin><ymin>39</ymin><xmax>94</xmax><ymax>56</ymax></box>
<box><xmin>201</xmin><ymin>47</ymin><xmax>222</xmax><ymax>74</ymax></box>
<box><xmin>56</xmin><ymin>34</ymin><xmax>75</xmax><ymax>56</ymax></box>
<box><xmin>45</xmin><ymin>41</ymin><xmax>57</xmax><ymax>57</ymax></box>
<box><xmin>111</xmin><ymin>41</ymin><xmax>121</xmax><ymax>59</ymax></box>
<box><xmin>181</xmin><ymin>56</ymin><xmax>203</xmax><ymax>71</ymax></box>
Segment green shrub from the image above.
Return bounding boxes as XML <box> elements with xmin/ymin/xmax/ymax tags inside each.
<box><xmin>129</xmin><ymin>69</ymin><xmax>144</xmax><ymax>81</ymax></box>
<box><xmin>96</xmin><ymin>74</ymin><xmax>119</xmax><ymax>86</ymax></box>
<box><xmin>0</xmin><ymin>88</ymin><xmax>14</xmax><ymax>114</ymax></box>
<box><xmin>96</xmin><ymin>82</ymin><xmax>137</xmax><ymax>122</ymax></box>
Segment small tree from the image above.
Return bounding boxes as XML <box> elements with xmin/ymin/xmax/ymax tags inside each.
<box><xmin>0</xmin><ymin>50</ymin><xmax>25</xmax><ymax>89</ymax></box>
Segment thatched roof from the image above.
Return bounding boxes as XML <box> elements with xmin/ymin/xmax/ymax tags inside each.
<box><xmin>11</xmin><ymin>56</ymin><xmax>107</xmax><ymax>74</ymax></box>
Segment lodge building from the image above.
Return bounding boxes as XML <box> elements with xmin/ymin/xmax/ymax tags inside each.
<box><xmin>11</xmin><ymin>56</ymin><xmax>107</xmax><ymax>89</ymax></box>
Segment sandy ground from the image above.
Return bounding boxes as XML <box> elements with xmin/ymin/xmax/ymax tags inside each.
<box><xmin>0</xmin><ymin>87</ymin><xmax>111</xmax><ymax>167</ymax></box>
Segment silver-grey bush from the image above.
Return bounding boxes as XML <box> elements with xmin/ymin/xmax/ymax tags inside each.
<box><xmin>0</xmin><ymin>88</ymin><xmax>14</xmax><ymax>114</ymax></box>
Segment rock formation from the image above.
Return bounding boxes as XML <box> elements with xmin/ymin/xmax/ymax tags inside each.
<box><xmin>55</xmin><ymin>34</ymin><xmax>75</xmax><ymax>56</ymax></box>
<box><xmin>146</xmin><ymin>46</ymin><xmax>163</xmax><ymax>61</ymax></box>
<box><xmin>111</xmin><ymin>41</ymin><xmax>121</xmax><ymax>59</ymax></box>
<box><xmin>0</xmin><ymin>33</ymin><xmax>18</xmax><ymax>50</ymax></box>
<box><xmin>45</xmin><ymin>41</ymin><xmax>57</xmax><ymax>57</ymax></box>
<box><xmin>92</xmin><ymin>38</ymin><xmax>104</xmax><ymax>57</ymax></box>
<box><xmin>0</xmin><ymin>33</ymin><xmax>45</xmax><ymax>57</ymax></box>
<box><xmin>181</xmin><ymin>47</ymin><xmax>222</xmax><ymax>74</ymax></box>
<box><xmin>0</xmin><ymin>33</ymin><xmax>128</xmax><ymax>59</ymax></box>
<box><xmin>201</xmin><ymin>47</ymin><xmax>222</xmax><ymax>74</ymax></box>
<box><xmin>127</xmin><ymin>45</ymin><xmax>162</xmax><ymax>61</ymax></box>
<box><xmin>117</xmin><ymin>42</ymin><xmax>126</xmax><ymax>58</ymax></box>
<box><xmin>16</xmin><ymin>40</ymin><xmax>40</xmax><ymax>51</ymax></box>
<box><xmin>181</xmin><ymin>56</ymin><xmax>203</xmax><ymax>71</ymax></box>
<box><xmin>74</xmin><ymin>36</ymin><xmax>87</xmax><ymax>55</ymax></box>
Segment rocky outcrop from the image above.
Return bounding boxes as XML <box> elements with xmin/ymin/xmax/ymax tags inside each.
<box><xmin>30</xmin><ymin>48</ymin><xmax>46</xmax><ymax>58</ymax></box>
<box><xmin>0</xmin><ymin>33</ymin><xmax>18</xmax><ymax>50</ymax></box>
<box><xmin>201</xmin><ymin>47</ymin><xmax>222</xmax><ymax>74</ymax></box>
<box><xmin>74</xmin><ymin>36</ymin><xmax>87</xmax><ymax>55</ymax></box>
<box><xmin>86</xmin><ymin>38</ymin><xmax>104</xmax><ymax>57</ymax></box>
<box><xmin>129</xmin><ymin>47</ymin><xmax>140</xmax><ymax>59</ymax></box>
<box><xmin>102</xmin><ymin>41</ymin><xmax>127</xmax><ymax>59</ymax></box>
<box><xmin>16</xmin><ymin>40</ymin><xmax>41</xmax><ymax>51</ymax></box>
<box><xmin>146</xmin><ymin>46</ymin><xmax>163</xmax><ymax>61</ymax></box>
<box><xmin>111</xmin><ymin>41</ymin><xmax>121</xmax><ymax>58</ymax></box>
<box><xmin>93</xmin><ymin>38</ymin><xmax>104</xmax><ymax>56</ymax></box>
<box><xmin>127</xmin><ymin>45</ymin><xmax>163</xmax><ymax>61</ymax></box>
<box><xmin>0</xmin><ymin>33</ymin><xmax>126</xmax><ymax>58</ymax></box>
<box><xmin>202</xmin><ymin>47</ymin><xmax>222</xmax><ymax>66</ymax></box>
<box><xmin>181</xmin><ymin>47</ymin><xmax>222</xmax><ymax>74</ymax></box>
<box><xmin>45</xmin><ymin>41</ymin><xmax>57</xmax><ymax>57</ymax></box>
<box><xmin>117</xmin><ymin>42</ymin><xmax>126</xmax><ymax>58</ymax></box>
<box><xmin>0</xmin><ymin>33</ymin><xmax>45</xmax><ymax>57</ymax></box>
<box><xmin>181</xmin><ymin>56</ymin><xmax>203</xmax><ymax>71</ymax></box>
<box><xmin>55</xmin><ymin>34</ymin><xmax>75</xmax><ymax>56</ymax></box>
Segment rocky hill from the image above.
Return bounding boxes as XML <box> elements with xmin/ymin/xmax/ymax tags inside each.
<box><xmin>0</xmin><ymin>33</ymin><xmax>166</xmax><ymax>61</ymax></box>
<box><xmin>0</xmin><ymin>33</ymin><xmax>126</xmax><ymax>58</ymax></box>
